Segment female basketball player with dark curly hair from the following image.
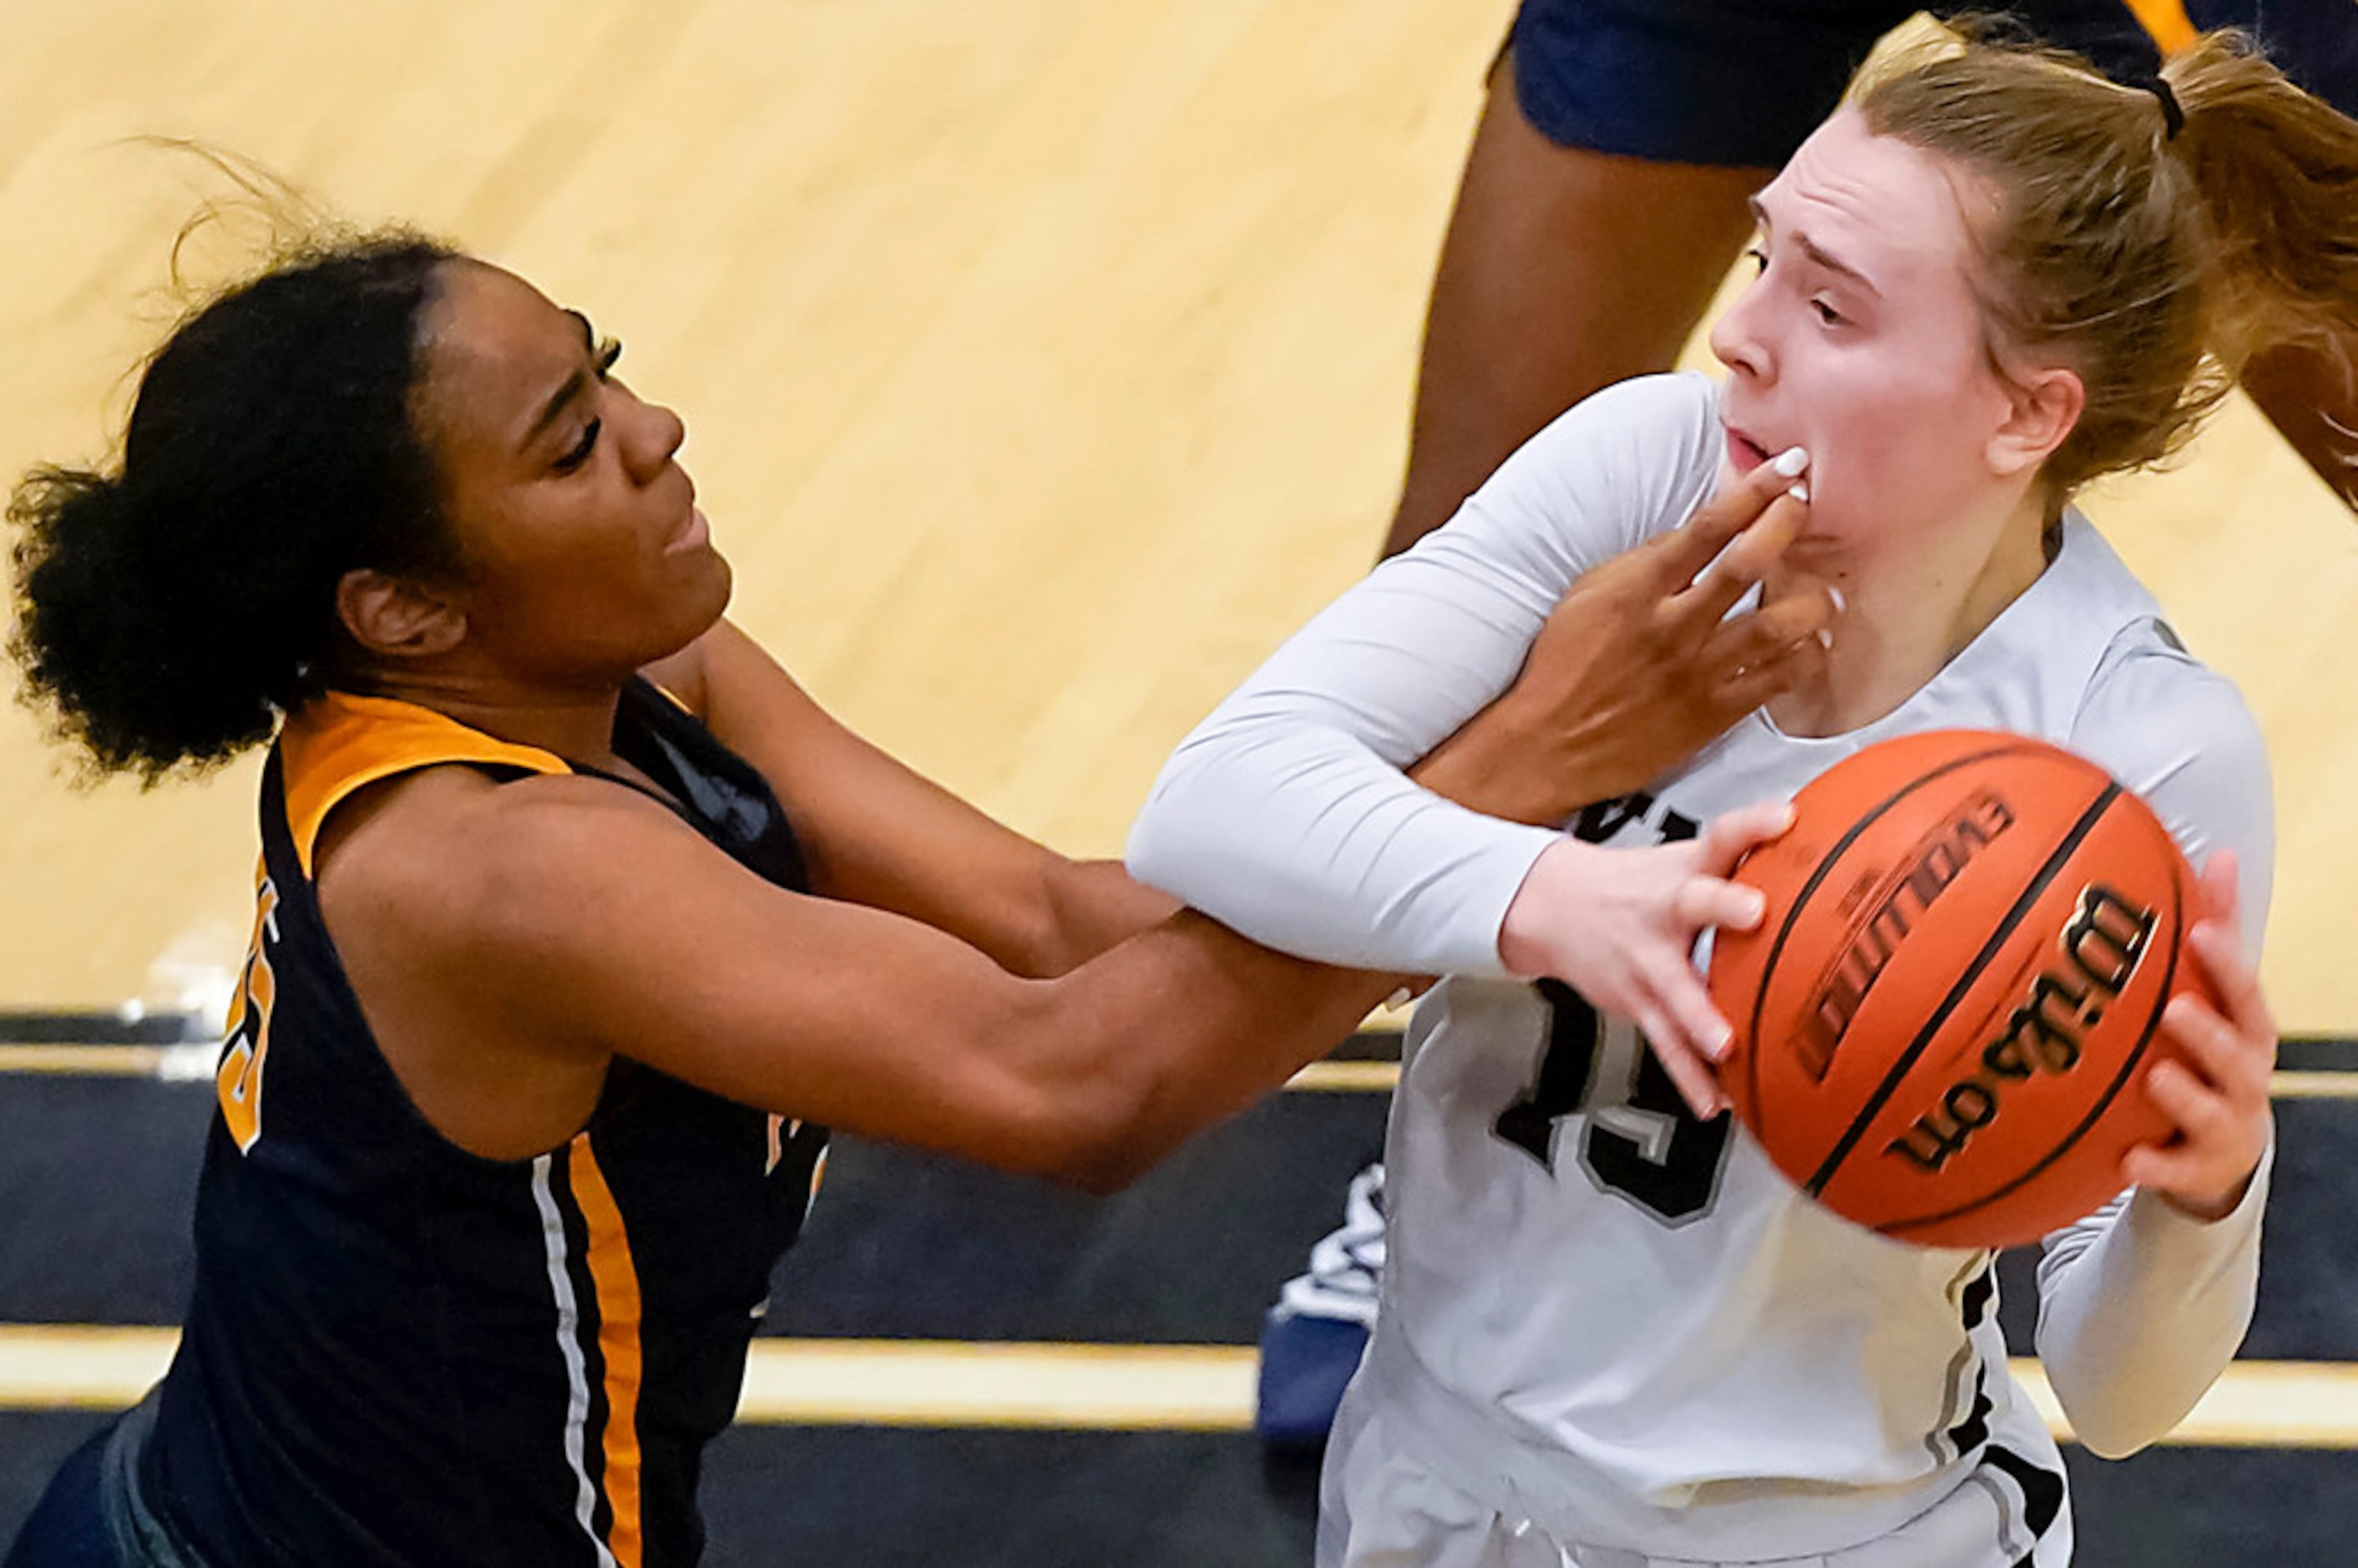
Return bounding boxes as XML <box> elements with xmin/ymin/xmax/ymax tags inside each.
<box><xmin>0</xmin><ymin>213</ymin><xmax>1835</xmax><ymax>1562</ymax></box>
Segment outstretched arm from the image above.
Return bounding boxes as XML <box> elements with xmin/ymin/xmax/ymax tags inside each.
<box><xmin>646</xmin><ymin>421</ymin><xmax>1829</xmax><ymax>984</ymax></box>
<box><xmin>1131</xmin><ymin>377</ymin><xmax>1831</xmax><ymax>1074</ymax></box>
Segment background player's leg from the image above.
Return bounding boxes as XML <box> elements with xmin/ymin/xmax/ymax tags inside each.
<box><xmin>2</xmin><ymin>1423</ymin><xmax>120</xmax><ymax>1568</ymax></box>
<box><xmin>2239</xmin><ymin>337</ymin><xmax>2358</xmax><ymax>513</ymax></box>
<box><xmin>1382</xmin><ymin>56</ymin><xmax>1765</xmax><ymax>557</ymax></box>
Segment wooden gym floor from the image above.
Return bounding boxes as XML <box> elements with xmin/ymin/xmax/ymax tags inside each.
<box><xmin>1</xmin><ymin>3</ymin><xmax>2353</xmax><ymax>1563</ymax></box>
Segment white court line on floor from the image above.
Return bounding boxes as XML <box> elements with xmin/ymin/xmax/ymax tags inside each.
<box><xmin>3</xmin><ymin>1326</ymin><xmax>2353</xmax><ymax>1445</ymax></box>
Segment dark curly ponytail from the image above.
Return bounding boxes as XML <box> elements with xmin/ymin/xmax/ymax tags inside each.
<box><xmin>10</xmin><ymin>232</ymin><xmax>458</xmax><ymax>782</ymax></box>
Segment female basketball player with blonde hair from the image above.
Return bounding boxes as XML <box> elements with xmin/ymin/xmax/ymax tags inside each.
<box><xmin>0</xmin><ymin>178</ymin><xmax>1846</xmax><ymax>1566</ymax></box>
<box><xmin>1131</xmin><ymin>26</ymin><xmax>2338</xmax><ymax>1565</ymax></box>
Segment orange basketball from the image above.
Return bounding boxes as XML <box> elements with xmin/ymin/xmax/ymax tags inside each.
<box><xmin>1711</xmin><ymin>729</ymin><xmax>2218</xmax><ymax>1249</ymax></box>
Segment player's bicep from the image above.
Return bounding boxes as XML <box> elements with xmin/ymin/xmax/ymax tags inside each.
<box><xmin>436</xmin><ymin>792</ymin><xmax>1084</xmax><ymax>1171</ymax></box>
<box><xmin>672</xmin><ymin>621</ymin><xmax>1083</xmax><ymax>959</ymax></box>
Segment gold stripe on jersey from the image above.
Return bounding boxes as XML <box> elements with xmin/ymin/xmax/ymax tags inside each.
<box><xmin>573</xmin><ymin>1134</ymin><xmax>647</xmax><ymax>1568</ymax></box>
<box><xmin>277</xmin><ymin>690</ymin><xmax>571</xmax><ymax>877</ymax></box>
<box><xmin>2120</xmin><ymin>0</ymin><xmax>2199</xmax><ymax>54</ymax></box>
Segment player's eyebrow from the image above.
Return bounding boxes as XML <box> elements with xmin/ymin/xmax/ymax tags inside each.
<box><xmin>519</xmin><ymin>311</ymin><xmax>602</xmax><ymax>450</ymax></box>
<box><xmin>1748</xmin><ymin>195</ymin><xmax>1884</xmax><ymax>297</ymax></box>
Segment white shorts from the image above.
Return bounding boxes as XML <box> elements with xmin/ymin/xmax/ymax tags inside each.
<box><xmin>1316</xmin><ymin>1369</ymin><xmax>2076</xmax><ymax>1568</ymax></box>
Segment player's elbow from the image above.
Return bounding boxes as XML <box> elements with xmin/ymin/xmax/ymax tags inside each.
<box><xmin>1043</xmin><ymin>1137</ymin><xmax>1160</xmax><ymax>1196</ymax></box>
<box><xmin>1020</xmin><ymin>1065</ymin><xmax>1170</xmax><ymax>1194</ymax></box>
<box><xmin>1122</xmin><ymin>754</ymin><xmax>1235</xmax><ymax>911</ymax></box>
<box><xmin>954</xmin><ymin>1013</ymin><xmax>1166</xmax><ymax>1194</ymax></box>
<box><xmin>2046</xmin><ymin>1371</ymin><xmax>2181</xmax><ymax>1461</ymax></box>
<box><xmin>2067</xmin><ymin>1413</ymin><xmax>2158</xmax><ymax>1462</ymax></box>
<box><xmin>981</xmin><ymin>1079</ymin><xmax>1161</xmax><ymax>1195</ymax></box>
<box><xmin>1121</xmin><ymin>805</ymin><xmax>1185</xmax><ymax>904</ymax></box>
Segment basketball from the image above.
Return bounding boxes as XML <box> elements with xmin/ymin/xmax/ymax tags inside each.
<box><xmin>1711</xmin><ymin>729</ymin><xmax>2218</xmax><ymax>1249</ymax></box>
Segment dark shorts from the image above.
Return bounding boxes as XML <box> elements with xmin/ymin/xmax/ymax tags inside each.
<box><xmin>1507</xmin><ymin>0</ymin><xmax>2358</xmax><ymax>166</ymax></box>
<box><xmin>4</xmin><ymin>1398</ymin><xmax>198</xmax><ymax>1568</ymax></box>
<box><xmin>5</xmin><ymin>1422</ymin><xmax>126</xmax><ymax>1568</ymax></box>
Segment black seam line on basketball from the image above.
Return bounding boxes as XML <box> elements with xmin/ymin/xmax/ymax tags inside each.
<box><xmin>1743</xmin><ymin>740</ymin><xmax>2043</xmax><ymax>1137</ymax></box>
<box><xmin>1885</xmin><ymin>856</ymin><xmax>2185</xmax><ymax>1234</ymax></box>
<box><xmin>1803</xmin><ymin>781</ymin><xmax>2123</xmax><ymax>1197</ymax></box>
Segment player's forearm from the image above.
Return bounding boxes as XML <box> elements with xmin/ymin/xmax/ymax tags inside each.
<box><xmin>1023</xmin><ymin>857</ymin><xmax>1181</xmax><ymax>974</ymax></box>
<box><xmin>2032</xmin><ymin>1148</ymin><xmax>2270</xmax><ymax>1457</ymax></box>
<box><xmin>1409</xmin><ymin>686</ymin><xmax>1620</xmax><ymax>826</ymax></box>
<box><xmin>1018</xmin><ymin>911</ymin><xmax>1401</xmax><ymax>1190</ymax></box>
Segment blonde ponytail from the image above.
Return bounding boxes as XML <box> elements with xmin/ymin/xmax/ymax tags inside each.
<box><xmin>1851</xmin><ymin>23</ymin><xmax>2358</xmax><ymax>501</ymax></box>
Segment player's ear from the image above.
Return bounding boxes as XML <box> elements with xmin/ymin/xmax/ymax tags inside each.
<box><xmin>1986</xmin><ymin>362</ymin><xmax>2084</xmax><ymax>478</ymax></box>
<box><xmin>336</xmin><ymin>568</ymin><xmax>468</xmax><ymax>661</ymax></box>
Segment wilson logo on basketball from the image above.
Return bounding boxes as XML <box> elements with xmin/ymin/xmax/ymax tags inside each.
<box><xmin>1885</xmin><ymin>886</ymin><xmax>2158</xmax><ymax>1174</ymax></box>
<box><xmin>1800</xmin><ymin>792</ymin><xmax>2016</xmax><ymax>1081</ymax></box>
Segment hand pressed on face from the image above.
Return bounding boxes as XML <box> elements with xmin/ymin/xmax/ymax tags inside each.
<box><xmin>1485</xmin><ymin>445</ymin><xmax>1839</xmax><ymax>808</ymax></box>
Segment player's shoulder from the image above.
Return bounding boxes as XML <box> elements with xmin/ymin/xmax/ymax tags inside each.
<box><xmin>1517</xmin><ymin>372</ymin><xmax>1723</xmax><ymax>472</ymax></box>
<box><xmin>319</xmin><ymin>766</ymin><xmax>691</xmax><ymax>945</ymax></box>
<box><xmin>2036</xmin><ymin>518</ymin><xmax>2260</xmax><ymax>767</ymax></box>
<box><xmin>2070</xmin><ymin>618</ymin><xmax>2273</xmax><ymax>887</ymax></box>
<box><xmin>1461</xmin><ymin>372</ymin><xmax>1724</xmax><ymax>559</ymax></box>
<box><xmin>2073</xmin><ymin>618</ymin><xmax>2264</xmax><ymax>774</ymax></box>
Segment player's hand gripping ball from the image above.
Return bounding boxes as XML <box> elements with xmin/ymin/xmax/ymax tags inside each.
<box><xmin>1708</xmin><ymin>730</ymin><xmax>2220</xmax><ymax>1248</ymax></box>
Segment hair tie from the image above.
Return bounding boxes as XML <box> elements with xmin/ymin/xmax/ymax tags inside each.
<box><xmin>2145</xmin><ymin>77</ymin><xmax>2186</xmax><ymax>140</ymax></box>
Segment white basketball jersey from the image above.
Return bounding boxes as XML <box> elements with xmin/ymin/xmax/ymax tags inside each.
<box><xmin>1130</xmin><ymin>373</ymin><xmax>2273</xmax><ymax>1562</ymax></box>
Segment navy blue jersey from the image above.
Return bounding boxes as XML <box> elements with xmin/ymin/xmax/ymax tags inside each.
<box><xmin>137</xmin><ymin>680</ymin><xmax>829</xmax><ymax>1567</ymax></box>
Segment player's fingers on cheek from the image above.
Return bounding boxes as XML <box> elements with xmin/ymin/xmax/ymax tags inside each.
<box><xmin>1662</xmin><ymin>496</ymin><xmax>1769</xmax><ymax>598</ymax></box>
<box><xmin>1715</xmin><ymin>645</ymin><xmax>1817</xmax><ymax>716</ymax></box>
<box><xmin>1723</xmin><ymin>475</ymin><xmax>1806</xmax><ymax>560</ymax></box>
<box><xmin>1669</xmin><ymin>567</ymin><xmax>1756</xmax><ymax>641</ymax></box>
<box><xmin>1677</xmin><ymin>489</ymin><xmax>1756</xmax><ymax>554</ymax></box>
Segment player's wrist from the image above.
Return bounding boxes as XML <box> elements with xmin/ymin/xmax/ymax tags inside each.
<box><xmin>1414</xmin><ymin>701</ymin><xmax>1614</xmax><ymax>827</ymax></box>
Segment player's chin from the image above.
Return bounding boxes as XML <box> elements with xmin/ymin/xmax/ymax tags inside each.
<box><xmin>651</xmin><ymin>550</ymin><xmax>734</xmax><ymax>650</ymax></box>
<box><xmin>675</xmin><ymin>540</ymin><xmax>733</xmax><ymax>603</ymax></box>
<box><xmin>689</xmin><ymin>551</ymin><xmax>734</xmax><ymax>627</ymax></box>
